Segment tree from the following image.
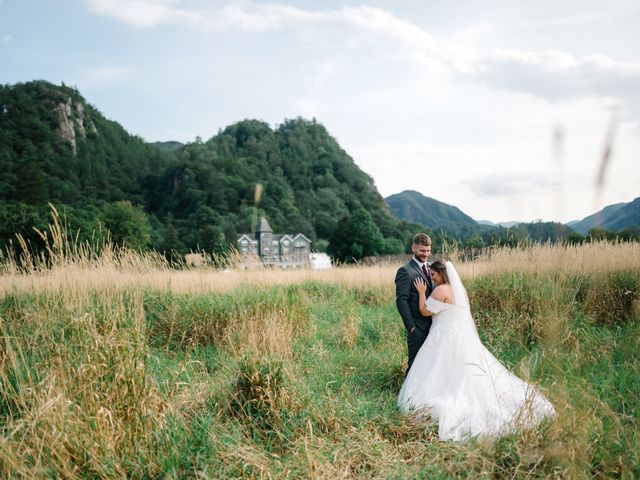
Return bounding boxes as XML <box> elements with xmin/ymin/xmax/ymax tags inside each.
<box><xmin>161</xmin><ymin>213</ymin><xmax>184</xmax><ymax>259</ymax></box>
<box><xmin>380</xmin><ymin>237</ymin><xmax>404</xmax><ymax>255</ymax></box>
<box><xmin>328</xmin><ymin>208</ymin><xmax>384</xmax><ymax>262</ymax></box>
<box><xmin>16</xmin><ymin>158</ymin><xmax>49</xmax><ymax>204</ymax></box>
<box><xmin>102</xmin><ymin>201</ymin><xmax>151</xmax><ymax>250</ymax></box>
<box><xmin>223</xmin><ymin>222</ymin><xmax>238</xmax><ymax>246</ymax></box>
<box><xmin>587</xmin><ymin>227</ymin><xmax>613</xmax><ymax>241</ymax></box>
<box><xmin>313</xmin><ymin>239</ymin><xmax>329</xmax><ymax>252</ymax></box>
<box><xmin>463</xmin><ymin>234</ymin><xmax>483</xmax><ymax>249</ymax></box>
<box><xmin>617</xmin><ymin>227</ymin><xmax>640</xmax><ymax>242</ymax></box>
<box><xmin>565</xmin><ymin>232</ymin><xmax>584</xmax><ymax>245</ymax></box>
<box><xmin>196</xmin><ymin>225</ymin><xmax>225</xmax><ymax>253</ymax></box>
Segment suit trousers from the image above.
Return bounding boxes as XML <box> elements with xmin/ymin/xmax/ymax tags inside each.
<box><xmin>406</xmin><ymin>326</ymin><xmax>428</xmax><ymax>375</ymax></box>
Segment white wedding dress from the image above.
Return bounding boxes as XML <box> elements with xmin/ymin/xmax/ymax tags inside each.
<box><xmin>397</xmin><ymin>262</ymin><xmax>555</xmax><ymax>441</ymax></box>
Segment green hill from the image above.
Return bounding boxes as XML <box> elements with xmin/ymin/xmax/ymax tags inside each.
<box><xmin>149</xmin><ymin>117</ymin><xmax>424</xmax><ymax>256</ymax></box>
<box><xmin>0</xmin><ymin>81</ymin><xmax>421</xmax><ymax>259</ymax></box>
<box><xmin>386</xmin><ymin>190</ymin><xmax>576</xmax><ymax>246</ymax></box>
<box><xmin>571</xmin><ymin>197</ymin><xmax>640</xmax><ymax>235</ymax></box>
<box><xmin>0</xmin><ymin>80</ymin><xmax>171</xmax><ymax>206</ymax></box>
<box><xmin>0</xmin><ymin>80</ymin><xmax>173</xmax><ymax>249</ymax></box>
<box><xmin>5</xmin><ymin>80</ymin><xmax>615</xmax><ymax>258</ymax></box>
<box><xmin>385</xmin><ymin>190</ymin><xmax>477</xmax><ymax>232</ymax></box>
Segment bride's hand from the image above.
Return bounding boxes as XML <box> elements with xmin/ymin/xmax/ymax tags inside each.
<box><xmin>414</xmin><ymin>277</ymin><xmax>427</xmax><ymax>294</ymax></box>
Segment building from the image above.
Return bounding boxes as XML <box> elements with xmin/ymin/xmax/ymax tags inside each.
<box><xmin>237</xmin><ymin>217</ymin><xmax>312</xmax><ymax>268</ymax></box>
<box><xmin>309</xmin><ymin>252</ymin><xmax>332</xmax><ymax>269</ymax></box>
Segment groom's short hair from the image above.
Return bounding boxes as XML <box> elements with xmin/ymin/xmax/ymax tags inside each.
<box><xmin>413</xmin><ymin>233</ymin><xmax>431</xmax><ymax>246</ymax></box>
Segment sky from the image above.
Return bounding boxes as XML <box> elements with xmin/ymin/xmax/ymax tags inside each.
<box><xmin>1</xmin><ymin>0</ymin><xmax>639</xmax><ymax>223</ymax></box>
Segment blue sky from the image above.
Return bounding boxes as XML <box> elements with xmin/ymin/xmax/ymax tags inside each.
<box><xmin>2</xmin><ymin>0</ymin><xmax>639</xmax><ymax>223</ymax></box>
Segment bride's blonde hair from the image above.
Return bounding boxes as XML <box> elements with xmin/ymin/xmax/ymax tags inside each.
<box><xmin>430</xmin><ymin>259</ymin><xmax>450</xmax><ymax>284</ymax></box>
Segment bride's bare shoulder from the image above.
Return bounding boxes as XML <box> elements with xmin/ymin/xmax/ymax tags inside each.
<box><xmin>431</xmin><ymin>284</ymin><xmax>453</xmax><ymax>303</ymax></box>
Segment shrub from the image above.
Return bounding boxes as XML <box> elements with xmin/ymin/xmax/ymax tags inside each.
<box><xmin>227</xmin><ymin>356</ymin><xmax>302</xmax><ymax>447</ymax></box>
<box><xmin>583</xmin><ymin>271</ymin><xmax>640</xmax><ymax>326</ymax></box>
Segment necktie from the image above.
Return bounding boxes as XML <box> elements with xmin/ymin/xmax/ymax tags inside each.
<box><xmin>421</xmin><ymin>264</ymin><xmax>430</xmax><ymax>282</ymax></box>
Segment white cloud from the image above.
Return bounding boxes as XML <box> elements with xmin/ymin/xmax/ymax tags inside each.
<box><xmin>466</xmin><ymin>174</ymin><xmax>560</xmax><ymax>197</ymax></box>
<box><xmin>76</xmin><ymin>1</ymin><xmax>639</xmax><ymax>222</ymax></box>
<box><xmin>525</xmin><ymin>4</ymin><xmax>640</xmax><ymax>29</ymax></box>
<box><xmin>83</xmin><ymin>0</ymin><xmax>199</xmax><ymax>28</ymax></box>
<box><xmin>348</xmin><ymin>92</ymin><xmax>638</xmax><ymax>223</ymax></box>
<box><xmin>82</xmin><ymin>1</ymin><xmax>640</xmax><ymax>118</ymax></box>
<box><xmin>473</xmin><ymin>50</ymin><xmax>640</xmax><ymax>108</ymax></box>
<box><xmin>1</xmin><ymin>34</ymin><xmax>11</xmax><ymax>43</ymax></box>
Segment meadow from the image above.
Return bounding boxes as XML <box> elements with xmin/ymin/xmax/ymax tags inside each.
<box><xmin>0</xmin><ymin>236</ymin><xmax>639</xmax><ymax>478</ymax></box>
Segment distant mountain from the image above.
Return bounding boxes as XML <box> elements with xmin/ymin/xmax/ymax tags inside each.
<box><xmin>386</xmin><ymin>190</ymin><xmax>577</xmax><ymax>244</ymax></box>
<box><xmin>570</xmin><ymin>197</ymin><xmax>640</xmax><ymax>235</ymax></box>
<box><xmin>385</xmin><ymin>190</ymin><xmax>477</xmax><ymax>234</ymax></box>
<box><xmin>6</xmin><ymin>80</ymin><xmax>634</xmax><ymax>259</ymax></box>
<box><xmin>386</xmin><ymin>187</ymin><xmax>640</xmax><ymax>242</ymax></box>
<box><xmin>498</xmin><ymin>221</ymin><xmax>521</xmax><ymax>228</ymax></box>
<box><xmin>477</xmin><ymin>220</ymin><xmax>522</xmax><ymax>228</ymax></box>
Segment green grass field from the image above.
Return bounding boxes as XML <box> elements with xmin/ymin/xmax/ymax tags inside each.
<box><xmin>1</xmin><ymin>243</ymin><xmax>639</xmax><ymax>478</ymax></box>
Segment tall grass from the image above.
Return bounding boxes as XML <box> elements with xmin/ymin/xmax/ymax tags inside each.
<box><xmin>0</xmin><ymin>215</ymin><xmax>638</xmax><ymax>477</ymax></box>
<box><xmin>0</xmin><ymin>288</ymin><xmax>167</xmax><ymax>478</ymax></box>
<box><xmin>3</xmin><ymin>205</ymin><xmax>639</xmax><ymax>297</ymax></box>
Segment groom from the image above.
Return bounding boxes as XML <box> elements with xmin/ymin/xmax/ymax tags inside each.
<box><xmin>395</xmin><ymin>233</ymin><xmax>434</xmax><ymax>374</ymax></box>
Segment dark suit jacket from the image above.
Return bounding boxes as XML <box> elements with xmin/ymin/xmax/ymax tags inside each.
<box><xmin>395</xmin><ymin>258</ymin><xmax>434</xmax><ymax>333</ymax></box>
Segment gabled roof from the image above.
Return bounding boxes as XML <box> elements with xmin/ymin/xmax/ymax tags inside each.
<box><xmin>256</xmin><ymin>217</ymin><xmax>273</xmax><ymax>233</ymax></box>
<box><xmin>292</xmin><ymin>233</ymin><xmax>312</xmax><ymax>243</ymax></box>
<box><xmin>237</xmin><ymin>234</ymin><xmax>256</xmax><ymax>243</ymax></box>
<box><xmin>237</xmin><ymin>218</ymin><xmax>312</xmax><ymax>246</ymax></box>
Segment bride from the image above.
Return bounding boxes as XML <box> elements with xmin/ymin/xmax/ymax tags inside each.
<box><xmin>397</xmin><ymin>260</ymin><xmax>555</xmax><ymax>441</ymax></box>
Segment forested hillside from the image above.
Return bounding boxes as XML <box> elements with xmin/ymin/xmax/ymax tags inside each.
<box><xmin>4</xmin><ymin>81</ymin><xmax>634</xmax><ymax>261</ymax></box>
<box><xmin>385</xmin><ymin>190</ymin><xmax>577</xmax><ymax>247</ymax></box>
<box><xmin>0</xmin><ymin>81</ymin><xmax>423</xmax><ymax>260</ymax></box>
<box><xmin>385</xmin><ymin>190</ymin><xmax>477</xmax><ymax>236</ymax></box>
<box><xmin>571</xmin><ymin>197</ymin><xmax>640</xmax><ymax>235</ymax></box>
<box><xmin>0</xmin><ymin>81</ymin><xmax>174</xmax><ymax>250</ymax></box>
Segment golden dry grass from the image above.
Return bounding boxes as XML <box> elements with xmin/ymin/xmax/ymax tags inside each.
<box><xmin>1</xmin><ymin>240</ymin><xmax>638</xmax><ymax>297</ymax></box>
<box><xmin>227</xmin><ymin>308</ymin><xmax>297</xmax><ymax>360</ymax></box>
<box><xmin>0</xmin><ymin>288</ymin><xmax>167</xmax><ymax>479</ymax></box>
